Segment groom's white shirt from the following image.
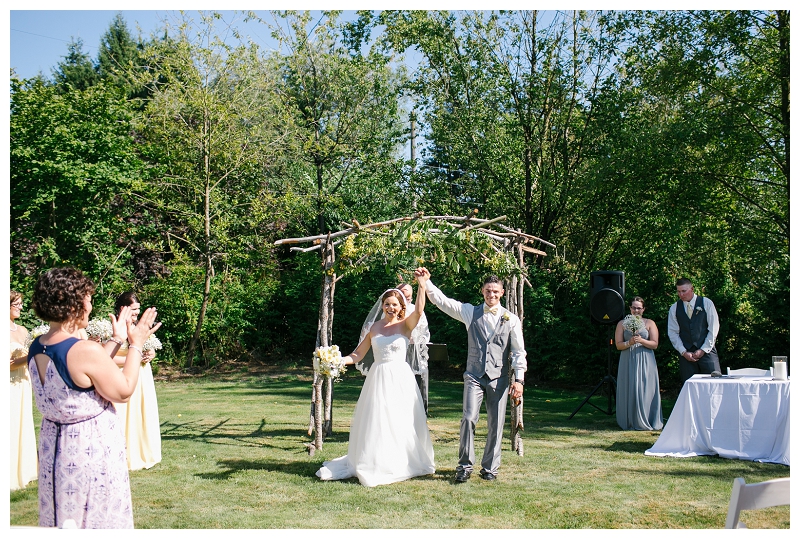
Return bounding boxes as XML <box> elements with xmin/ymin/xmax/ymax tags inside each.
<box><xmin>425</xmin><ymin>280</ymin><xmax>527</xmax><ymax>382</ymax></box>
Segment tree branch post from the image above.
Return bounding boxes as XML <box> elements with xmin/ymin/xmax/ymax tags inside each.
<box><xmin>309</xmin><ymin>235</ymin><xmax>337</xmax><ymax>452</ymax></box>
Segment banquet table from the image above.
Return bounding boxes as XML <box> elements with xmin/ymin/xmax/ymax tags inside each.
<box><xmin>645</xmin><ymin>374</ymin><xmax>790</xmax><ymax>465</ymax></box>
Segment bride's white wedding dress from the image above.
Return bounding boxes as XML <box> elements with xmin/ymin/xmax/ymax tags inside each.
<box><xmin>316</xmin><ymin>334</ymin><xmax>435</xmax><ymax>487</ymax></box>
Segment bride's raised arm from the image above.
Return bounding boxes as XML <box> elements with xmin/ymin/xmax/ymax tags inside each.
<box><xmin>404</xmin><ymin>268</ymin><xmax>429</xmax><ymax>332</ymax></box>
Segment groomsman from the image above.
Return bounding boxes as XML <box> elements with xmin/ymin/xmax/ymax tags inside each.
<box><xmin>397</xmin><ymin>283</ymin><xmax>431</xmax><ymax>415</ymax></box>
<box><xmin>419</xmin><ymin>269</ymin><xmax>526</xmax><ymax>482</ymax></box>
<box><xmin>667</xmin><ymin>277</ymin><xmax>721</xmax><ymax>384</ymax></box>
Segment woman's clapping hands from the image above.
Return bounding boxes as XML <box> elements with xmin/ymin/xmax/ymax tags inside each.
<box><xmin>108</xmin><ymin>305</ymin><xmax>133</xmax><ymax>344</ymax></box>
<box><xmin>127</xmin><ymin>307</ymin><xmax>161</xmax><ymax>349</ymax></box>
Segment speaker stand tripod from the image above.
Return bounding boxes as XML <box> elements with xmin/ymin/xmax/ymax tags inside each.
<box><xmin>569</xmin><ymin>326</ymin><xmax>617</xmax><ymax>419</ymax></box>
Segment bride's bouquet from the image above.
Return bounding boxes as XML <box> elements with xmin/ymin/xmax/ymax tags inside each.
<box><xmin>313</xmin><ymin>345</ymin><xmax>347</xmax><ymax>381</ymax></box>
<box><xmin>86</xmin><ymin>318</ymin><xmax>113</xmax><ymax>341</ymax></box>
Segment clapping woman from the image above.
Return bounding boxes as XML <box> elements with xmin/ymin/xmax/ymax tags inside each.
<box><xmin>27</xmin><ymin>268</ymin><xmax>161</xmax><ymax>528</ymax></box>
<box><xmin>615</xmin><ymin>296</ymin><xmax>663</xmax><ymax>431</ymax></box>
<box><xmin>111</xmin><ymin>291</ymin><xmax>162</xmax><ymax>470</ymax></box>
<box><xmin>10</xmin><ymin>290</ymin><xmax>37</xmax><ymax>490</ymax></box>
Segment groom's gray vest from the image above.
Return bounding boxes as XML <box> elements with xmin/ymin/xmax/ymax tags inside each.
<box><xmin>466</xmin><ymin>305</ymin><xmax>513</xmax><ymax>380</ymax></box>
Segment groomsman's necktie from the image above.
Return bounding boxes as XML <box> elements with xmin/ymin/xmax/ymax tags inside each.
<box><xmin>484</xmin><ymin>305</ymin><xmax>498</xmax><ymax>315</ymax></box>
<box><xmin>686</xmin><ymin>303</ymin><xmax>693</xmax><ymax>319</ymax></box>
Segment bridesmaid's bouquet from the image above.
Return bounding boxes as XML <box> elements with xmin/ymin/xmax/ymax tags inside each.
<box><xmin>25</xmin><ymin>323</ymin><xmax>50</xmax><ymax>348</ymax></box>
<box><xmin>143</xmin><ymin>334</ymin><xmax>163</xmax><ymax>352</ymax></box>
<box><xmin>86</xmin><ymin>318</ymin><xmax>113</xmax><ymax>341</ymax></box>
<box><xmin>622</xmin><ymin>315</ymin><xmax>644</xmax><ymax>348</ymax></box>
<box><xmin>313</xmin><ymin>345</ymin><xmax>347</xmax><ymax>381</ymax></box>
<box><xmin>622</xmin><ymin>314</ymin><xmax>644</xmax><ymax>334</ymax></box>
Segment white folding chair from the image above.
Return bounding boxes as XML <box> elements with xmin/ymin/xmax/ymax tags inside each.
<box><xmin>727</xmin><ymin>367</ymin><xmax>772</xmax><ymax>377</ymax></box>
<box><xmin>725</xmin><ymin>477</ymin><xmax>790</xmax><ymax>528</ymax></box>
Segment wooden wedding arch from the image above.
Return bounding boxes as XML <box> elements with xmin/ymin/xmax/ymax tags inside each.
<box><xmin>275</xmin><ymin>212</ymin><xmax>554</xmax><ymax>455</ymax></box>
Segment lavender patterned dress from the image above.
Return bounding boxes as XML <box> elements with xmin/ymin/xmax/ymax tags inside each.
<box><xmin>28</xmin><ymin>337</ymin><xmax>133</xmax><ymax>528</ymax></box>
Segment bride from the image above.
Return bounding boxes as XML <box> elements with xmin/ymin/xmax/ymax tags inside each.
<box><xmin>316</xmin><ymin>269</ymin><xmax>435</xmax><ymax>487</ymax></box>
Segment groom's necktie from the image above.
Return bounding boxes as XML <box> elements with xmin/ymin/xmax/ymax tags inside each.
<box><xmin>484</xmin><ymin>306</ymin><xmax>498</xmax><ymax>315</ymax></box>
<box><xmin>686</xmin><ymin>302</ymin><xmax>693</xmax><ymax>319</ymax></box>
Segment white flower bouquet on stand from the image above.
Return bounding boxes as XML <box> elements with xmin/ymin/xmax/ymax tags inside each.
<box><xmin>312</xmin><ymin>345</ymin><xmax>346</xmax><ymax>381</ymax></box>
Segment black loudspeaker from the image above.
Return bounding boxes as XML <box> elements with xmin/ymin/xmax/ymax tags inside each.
<box><xmin>590</xmin><ymin>271</ymin><xmax>625</xmax><ymax>325</ymax></box>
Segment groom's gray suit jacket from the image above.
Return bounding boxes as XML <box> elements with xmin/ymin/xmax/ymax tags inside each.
<box><xmin>466</xmin><ymin>305</ymin><xmax>512</xmax><ymax>381</ymax></box>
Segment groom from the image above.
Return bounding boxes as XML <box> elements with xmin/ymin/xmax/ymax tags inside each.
<box><xmin>417</xmin><ymin>268</ymin><xmax>527</xmax><ymax>482</ymax></box>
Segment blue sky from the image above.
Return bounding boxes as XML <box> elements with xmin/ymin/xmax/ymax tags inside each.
<box><xmin>6</xmin><ymin>2</ymin><xmax>763</xmax><ymax>80</ymax></box>
<box><xmin>6</xmin><ymin>6</ymin><xmax>361</xmax><ymax>80</ymax></box>
<box><xmin>5</xmin><ymin>2</ymin><xmax>495</xmax><ymax>80</ymax></box>
<box><xmin>10</xmin><ymin>10</ymin><xmax>176</xmax><ymax>79</ymax></box>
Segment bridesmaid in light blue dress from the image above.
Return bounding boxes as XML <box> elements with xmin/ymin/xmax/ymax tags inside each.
<box><xmin>615</xmin><ymin>297</ymin><xmax>663</xmax><ymax>431</ymax></box>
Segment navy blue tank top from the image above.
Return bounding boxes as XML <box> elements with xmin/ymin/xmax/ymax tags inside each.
<box><xmin>27</xmin><ymin>336</ymin><xmax>94</xmax><ymax>392</ymax></box>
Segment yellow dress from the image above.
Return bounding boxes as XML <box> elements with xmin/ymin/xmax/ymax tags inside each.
<box><xmin>114</xmin><ymin>352</ymin><xmax>162</xmax><ymax>471</ymax></box>
<box><xmin>10</xmin><ymin>342</ymin><xmax>38</xmax><ymax>490</ymax></box>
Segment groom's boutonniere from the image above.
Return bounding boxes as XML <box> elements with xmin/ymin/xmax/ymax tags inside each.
<box><xmin>501</xmin><ymin>312</ymin><xmax>511</xmax><ymax>324</ymax></box>
<box><xmin>696</xmin><ymin>306</ymin><xmax>704</xmax><ymax>313</ymax></box>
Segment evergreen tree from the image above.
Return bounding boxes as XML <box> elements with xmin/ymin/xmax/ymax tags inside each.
<box><xmin>52</xmin><ymin>37</ymin><xmax>98</xmax><ymax>91</ymax></box>
<box><xmin>97</xmin><ymin>13</ymin><xmax>142</xmax><ymax>96</ymax></box>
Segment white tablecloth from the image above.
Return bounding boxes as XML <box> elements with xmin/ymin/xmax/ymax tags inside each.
<box><xmin>645</xmin><ymin>374</ymin><xmax>790</xmax><ymax>465</ymax></box>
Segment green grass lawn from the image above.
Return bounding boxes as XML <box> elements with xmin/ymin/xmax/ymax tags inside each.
<box><xmin>9</xmin><ymin>368</ymin><xmax>790</xmax><ymax>529</ymax></box>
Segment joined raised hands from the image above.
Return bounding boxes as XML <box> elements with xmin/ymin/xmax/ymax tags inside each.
<box><xmin>127</xmin><ymin>307</ymin><xmax>162</xmax><ymax>349</ymax></box>
<box><xmin>414</xmin><ymin>267</ymin><xmax>431</xmax><ymax>287</ymax></box>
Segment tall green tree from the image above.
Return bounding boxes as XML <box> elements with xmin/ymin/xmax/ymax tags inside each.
<box><xmin>97</xmin><ymin>12</ymin><xmax>143</xmax><ymax>97</ymax></box>
<box><xmin>10</xmin><ymin>77</ymin><xmax>145</xmax><ymax>299</ymax></box>
<box><xmin>134</xmin><ymin>11</ymin><xmax>294</xmax><ymax>368</ymax></box>
<box><xmin>270</xmin><ymin>10</ymin><xmax>409</xmax><ymax>235</ymax></box>
<box><xmin>596</xmin><ymin>10</ymin><xmax>790</xmax><ymax>369</ymax></box>
<box><xmin>378</xmin><ymin>9</ymin><xmax>790</xmax><ymax>387</ymax></box>
<box><xmin>381</xmin><ymin>11</ymin><xmax>613</xmax><ymax>245</ymax></box>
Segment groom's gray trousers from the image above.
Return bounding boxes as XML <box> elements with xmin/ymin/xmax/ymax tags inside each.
<box><xmin>458</xmin><ymin>372</ymin><xmax>510</xmax><ymax>475</ymax></box>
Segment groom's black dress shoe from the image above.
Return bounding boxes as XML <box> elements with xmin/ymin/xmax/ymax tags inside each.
<box><xmin>455</xmin><ymin>470</ymin><xmax>472</xmax><ymax>483</ymax></box>
<box><xmin>479</xmin><ymin>470</ymin><xmax>497</xmax><ymax>481</ymax></box>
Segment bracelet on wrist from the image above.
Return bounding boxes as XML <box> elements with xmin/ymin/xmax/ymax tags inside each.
<box><xmin>128</xmin><ymin>345</ymin><xmax>143</xmax><ymax>356</ymax></box>
<box><xmin>109</xmin><ymin>337</ymin><xmax>124</xmax><ymax>345</ymax></box>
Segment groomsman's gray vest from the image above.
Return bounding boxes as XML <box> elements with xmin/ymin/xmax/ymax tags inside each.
<box><xmin>466</xmin><ymin>305</ymin><xmax>513</xmax><ymax>380</ymax></box>
<box><xmin>676</xmin><ymin>296</ymin><xmax>710</xmax><ymax>351</ymax></box>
